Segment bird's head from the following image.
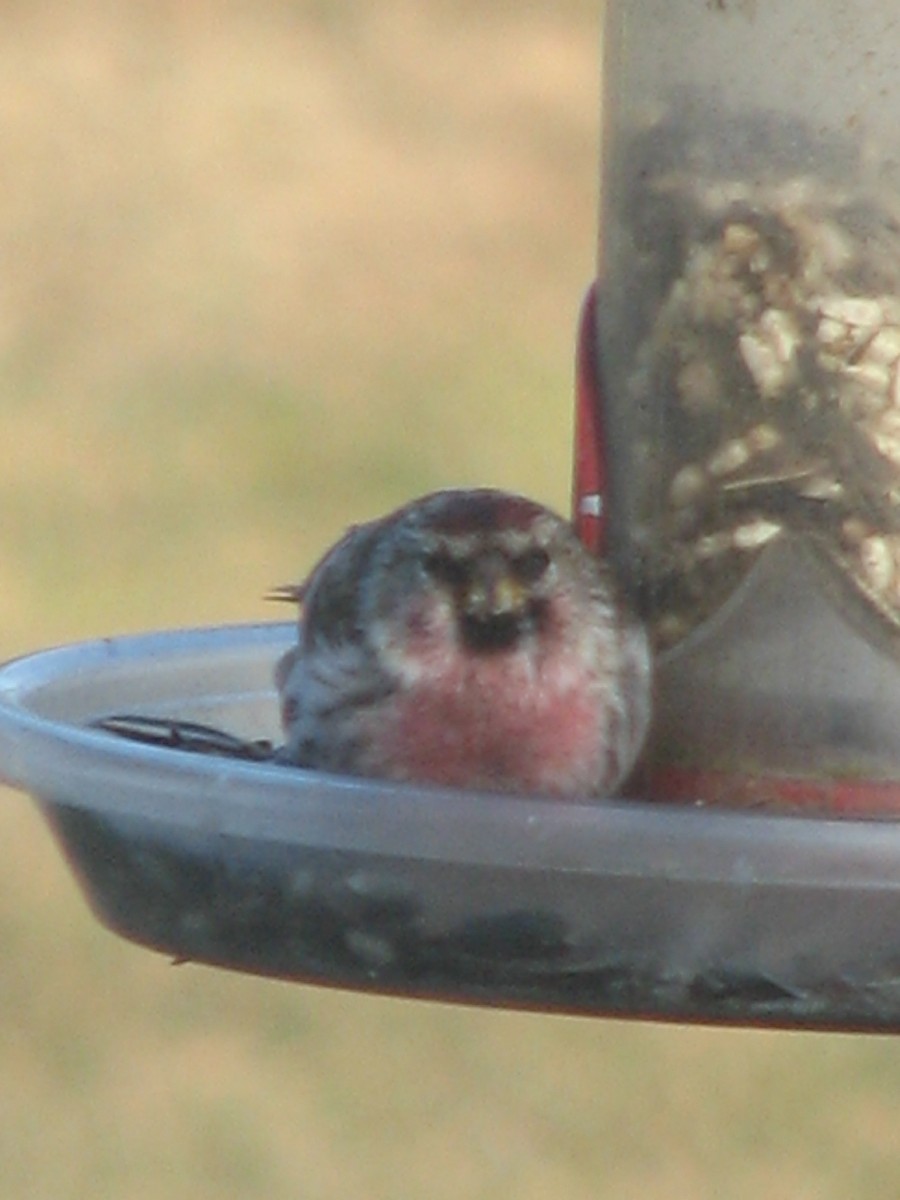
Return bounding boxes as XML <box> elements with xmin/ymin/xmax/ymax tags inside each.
<box><xmin>363</xmin><ymin>489</ymin><xmax>594</xmax><ymax>670</ymax></box>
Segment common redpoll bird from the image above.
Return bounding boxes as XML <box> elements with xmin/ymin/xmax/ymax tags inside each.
<box><xmin>273</xmin><ymin>489</ymin><xmax>651</xmax><ymax>797</ymax></box>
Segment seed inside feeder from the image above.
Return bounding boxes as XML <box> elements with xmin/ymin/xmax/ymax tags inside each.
<box><xmin>608</xmin><ymin>110</ymin><xmax>900</xmax><ymax>657</ymax></box>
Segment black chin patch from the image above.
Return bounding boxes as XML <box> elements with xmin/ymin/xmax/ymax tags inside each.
<box><xmin>459</xmin><ymin>611</ymin><xmax>525</xmax><ymax>653</ymax></box>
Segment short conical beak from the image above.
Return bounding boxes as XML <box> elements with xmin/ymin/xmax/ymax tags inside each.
<box><xmin>458</xmin><ymin>559</ymin><xmax>530</xmax><ymax>651</ymax></box>
<box><xmin>462</xmin><ymin>571</ymin><xmax>527</xmax><ymax>621</ymax></box>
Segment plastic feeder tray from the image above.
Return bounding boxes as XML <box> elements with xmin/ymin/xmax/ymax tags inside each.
<box><xmin>1</xmin><ymin>616</ymin><xmax>900</xmax><ymax>1031</ymax></box>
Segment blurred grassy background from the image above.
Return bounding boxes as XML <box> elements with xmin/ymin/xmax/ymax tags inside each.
<box><xmin>1</xmin><ymin>2</ymin><xmax>899</xmax><ymax>1197</ymax></box>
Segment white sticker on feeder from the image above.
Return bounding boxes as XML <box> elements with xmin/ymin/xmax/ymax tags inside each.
<box><xmin>578</xmin><ymin>493</ymin><xmax>604</xmax><ymax>518</ymax></box>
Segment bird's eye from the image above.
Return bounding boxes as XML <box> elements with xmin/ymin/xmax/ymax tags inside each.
<box><xmin>423</xmin><ymin>551</ymin><xmax>471</xmax><ymax>587</ymax></box>
<box><xmin>511</xmin><ymin>547</ymin><xmax>551</xmax><ymax>584</ymax></box>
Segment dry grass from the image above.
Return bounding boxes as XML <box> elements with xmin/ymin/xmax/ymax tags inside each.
<box><xmin>1</xmin><ymin>3</ymin><xmax>899</xmax><ymax>1197</ymax></box>
<box><xmin>1</xmin><ymin>0</ymin><xmax>595</xmax><ymax>640</ymax></box>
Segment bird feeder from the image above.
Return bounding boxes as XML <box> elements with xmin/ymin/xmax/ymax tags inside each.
<box><xmin>3</xmin><ymin>0</ymin><xmax>900</xmax><ymax>1033</ymax></box>
<box><xmin>578</xmin><ymin>0</ymin><xmax>900</xmax><ymax>814</ymax></box>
